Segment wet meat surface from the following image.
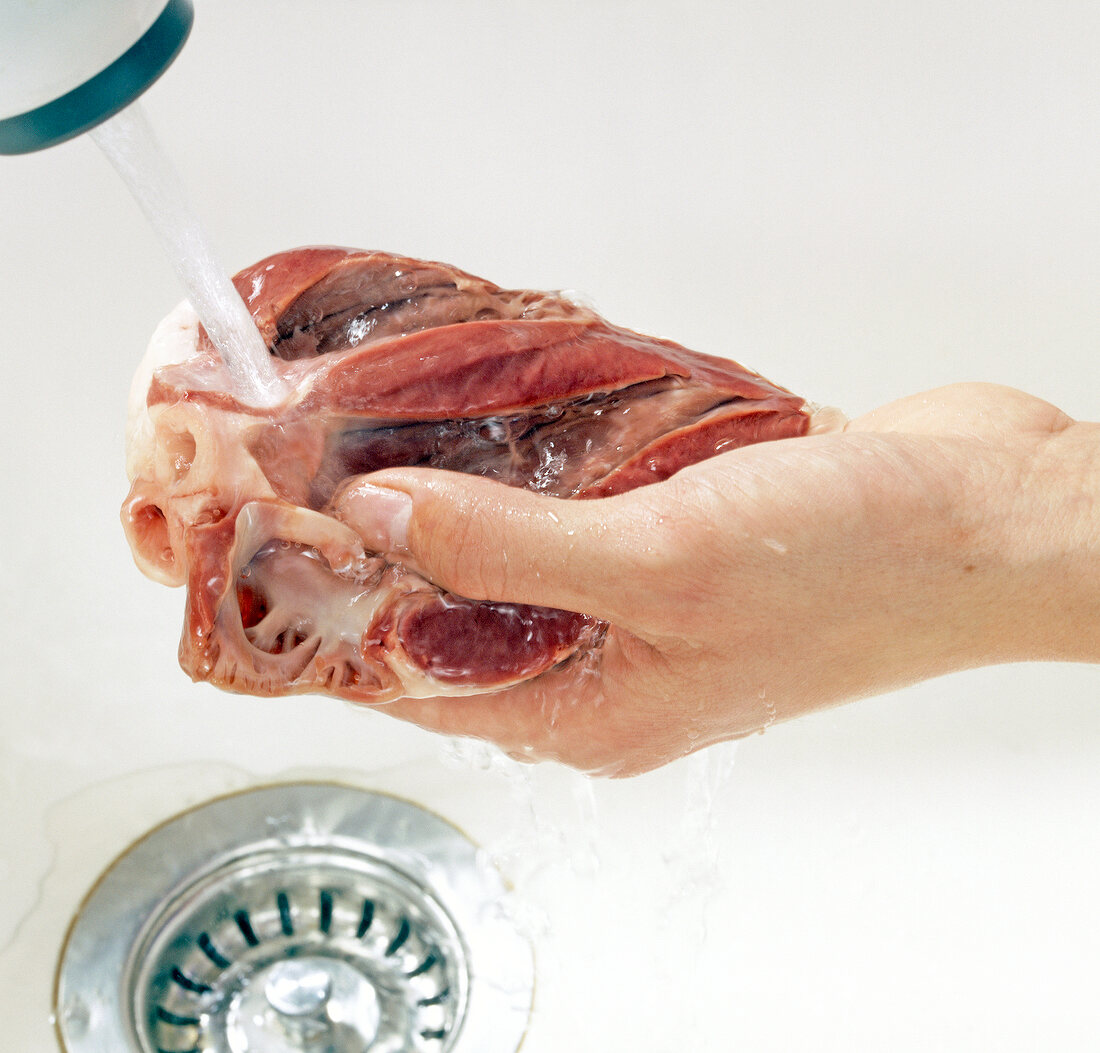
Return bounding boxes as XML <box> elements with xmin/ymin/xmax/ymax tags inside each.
<box><xmin>122</xmin><ymin>247</ymin><xmax>809</xmax><ymax>703</ymax></box>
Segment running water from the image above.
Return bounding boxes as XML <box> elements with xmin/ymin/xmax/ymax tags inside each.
<box><xmin>90</xmin><ymin>103</ymin><xmax>286</xmax><ymax>408</ymax></box>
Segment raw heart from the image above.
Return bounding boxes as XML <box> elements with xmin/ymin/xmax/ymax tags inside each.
<box><xmin>122</xmin><ymin>247</ymin><xmax>809</xmax><ymax>702</ymax></box>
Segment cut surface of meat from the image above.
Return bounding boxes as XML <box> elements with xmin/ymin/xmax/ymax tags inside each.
<box><xmin>122</xmin><ymin>247</ymin><xmax>810</xmax><ymax>702</ymax></box>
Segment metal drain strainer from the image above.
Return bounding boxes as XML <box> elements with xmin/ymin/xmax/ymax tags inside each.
<box><xmin>55</xmin><ymin>782</ymin><xmax>533</xmax><ymax>1053</ymax></box>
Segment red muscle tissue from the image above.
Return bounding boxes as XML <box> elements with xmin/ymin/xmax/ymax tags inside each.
<box><xmin>122</xmin><ymin>248</ymin><xmax>809</xmax><ymax>702</ymax></box>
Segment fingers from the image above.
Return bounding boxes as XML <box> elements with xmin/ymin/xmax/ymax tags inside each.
<box><xmin>377</xmin><ymin>661</ymin><xmax>608</xmax><ymax>770</ymax></box>
<box><xmin>332</xmin><ymin>468</ymin><xmax>649</xmax><ymax>625</ymax></box>
<box><xmin>373</xmin><ymin>629</ymin><xmax>687</xmax><ymax>778</ymax></box>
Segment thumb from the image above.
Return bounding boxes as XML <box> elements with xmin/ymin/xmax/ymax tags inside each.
<box><xmin>332</xmin><ymin>468</ymin><xmax>642</xmax><ymax>624</ymax></box>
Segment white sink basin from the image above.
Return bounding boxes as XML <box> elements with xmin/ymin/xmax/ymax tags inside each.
<box><xmin>4</xmin><ymin>3</ymin><xmax>1100</xmax><ymax>1049</ymax></box>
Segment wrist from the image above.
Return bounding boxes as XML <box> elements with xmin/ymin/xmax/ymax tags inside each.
<box><xmin>974</xmin><ymin>421</ymin><xmax>1100</xmax><ymax>664</ymax></box>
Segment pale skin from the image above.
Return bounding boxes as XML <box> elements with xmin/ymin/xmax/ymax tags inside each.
<box><xmin>340</xmin><ymin>383</ymin><xmax>1100</xmax><ymax>777</ymax></box>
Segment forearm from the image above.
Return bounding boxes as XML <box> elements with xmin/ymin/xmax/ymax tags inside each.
<box><xmin>984</xmin><ymin>419</ymin><xmax>1100</xmax><ymax>665</ymax></box>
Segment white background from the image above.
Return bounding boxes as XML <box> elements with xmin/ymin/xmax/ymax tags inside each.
<box><xmin>3</xmin><ymin>1</ymin><xmax>1100</xmax><ymax>1049</ymax></box>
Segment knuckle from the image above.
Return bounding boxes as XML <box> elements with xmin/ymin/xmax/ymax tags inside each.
<box><xmin>412</xmin><ymin>492</ymin><xmax>511</xmax><ymax>601</ymax></box>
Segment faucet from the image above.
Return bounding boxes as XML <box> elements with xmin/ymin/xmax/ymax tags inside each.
<box><xmin>0</xmin><ymin>0</ymin><xmax>193</xmax><ymax>154</ymax></box>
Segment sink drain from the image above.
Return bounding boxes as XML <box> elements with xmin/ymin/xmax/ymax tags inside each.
<box><xmin>55</xmin><ymin>783</ymin><xmax>533</xmax><ymax>1053</ymax></box>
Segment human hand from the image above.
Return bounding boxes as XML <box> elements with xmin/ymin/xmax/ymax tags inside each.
<box><xmin>340</xmin><ymin>383</ymin><xmax>1100</xmax><ymax>776</ymax></box>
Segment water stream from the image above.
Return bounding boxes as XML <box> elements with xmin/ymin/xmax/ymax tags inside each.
<box><xmin>90</xmin><ymin>102</ymin><xmax>285</xmax><ymax>408</ymax></box>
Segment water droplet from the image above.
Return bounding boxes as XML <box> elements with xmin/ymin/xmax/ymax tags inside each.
<box><xmin>758</xmin><ymin>688</ymin><xmax>778</xmax><ymax>731</ymax></box>
<box><xmin>61</xmin><ymin>997</ymin><xmax>89</xmax><ymax>1038</ymax></box>
<box><xmin>346</xmin><ymin>315</ymin><xmax>370</xmax><ymax>346</ymax></box>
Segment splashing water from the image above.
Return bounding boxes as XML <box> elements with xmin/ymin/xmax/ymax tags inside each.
<box><xmin>90</xmin><ymin>103</ymin><xmax>285</xmax><ymax>408</ymax></box>
<box><xmin>663</xmin><ymin>744</ymin><xmax>739</xmax><ymax>894</ymax></box>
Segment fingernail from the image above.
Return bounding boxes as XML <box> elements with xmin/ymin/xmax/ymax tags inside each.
<box><xmin>340</xmin><ymin>482</ymin><xmax>413</xmax><ymax>552</ymax></box>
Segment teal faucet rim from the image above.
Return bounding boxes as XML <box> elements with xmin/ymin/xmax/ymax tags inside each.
<box><xmin>0</xmin><ymin>0</ymin><xmax>194</xmax><ymax>155</ymax></box>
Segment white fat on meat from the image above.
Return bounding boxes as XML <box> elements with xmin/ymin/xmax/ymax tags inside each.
<box><xmin>125</xmin><ymin>300</ymin><xmax>201</xmax><ymax>484</ymax></box>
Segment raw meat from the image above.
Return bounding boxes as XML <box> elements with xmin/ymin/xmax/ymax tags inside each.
<box><xmin>122</xmin><ymin>247</ymin><xmax>809</xmax><ymax>702</ymax></box>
